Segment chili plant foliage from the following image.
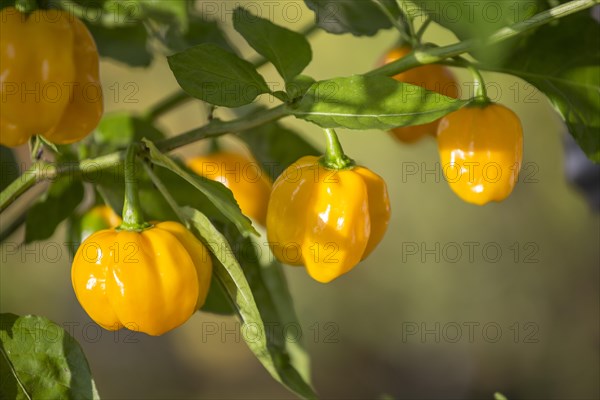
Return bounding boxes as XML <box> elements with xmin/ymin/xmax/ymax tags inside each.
<box><xmin>0</xmin><ymin>0</ymin><xmax>598</xmax><ymax>398</ymax></box>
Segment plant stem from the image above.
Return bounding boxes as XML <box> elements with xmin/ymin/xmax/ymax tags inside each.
<box><xmin>142</xmin><ymin>162</ymin><xmax>187</xmax><ymax>225</ymax></box>
<box><xmin>0</xmin><ymin>162</ymin><xmax>52</xmax><ymax>213</ymax></box>
<box><xmin>0</xmin><ymin>213</ymin><xmax>26</xmax><ymax>243</ymax></box>
<box><xmin>371</xmin><ymin>0</ymin><xmax>415</xmax><ymax>45</ymax></box>
<box><xmin>321</xmin><ymin>129</ymin><xmax>354</xmax><ymax>170</ymax></box>
<box><xmin>416</xmin><ymin>17</ymin><xmax>432</xmax><ymax>42</ymax></box>
<box><xmin>465</xmin><ymin>63</ymin><xmax>489</xmax><ymax>103</ymax></box>
<box><xmin>119</xmin><ymin>144</ymin><xmax>150</xmax><ymax>231</ymax></box>
<box><xmin>144</xmin><ymin>91</ymin><xmax>192</xmax><ymax>121</ymax></box>
<box><xmin>368</xmin><ymin>0</ymin><xmax>597</xmax><ymax>77</ymax></box>
<box><xmin>156</xmin><ymin>104</ymin><xmax>288</xmax><ymax>152</ymax></box>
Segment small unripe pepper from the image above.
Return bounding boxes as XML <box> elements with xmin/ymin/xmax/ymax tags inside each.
<box><xmin>188</xmin><ymin>151</ymin><xmax>272</xmax><ymax>225</ymax></box>
<box><xmin>79</xmin><ymin>205</ymin><xmax>122</xmax><ymax>241</ymax></box>
<box><xmin>267</xmin><ymin>130</ymin><xmax>391</xmax><ymax>283</ymax></box>
<box><xmin>382</xmin><ymin>45</ymin><xmax>460</xmax><ymax>143</ymax></box>
<box><xmin>437</xmin><ymin>102</ymin><xmax>523</xmax><ymax>205</ymax></box>
<box><xmin>71</xmin><ymin>146</ymin><xmax>212</xmax><ymax>336</ymax></box>
<box><xmin>0</xmin><ymin>7</ymin><xmax>103</xmax><ymax>147</ymax></box>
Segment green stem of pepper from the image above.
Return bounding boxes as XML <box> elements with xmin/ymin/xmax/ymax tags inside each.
<box><xmin>321</xmin><ymin>129</ymin><xmax>355</xmax><ymax>170</ymax></box>
<box><xmin>119</xmin><ymin>144</ymin><xmax>151</xmax><ymax>231</ymax></box>
<box><xmin>466</xmin><ymin>64</ymin><xmax>491</xmax><ymax>106</ymax></box>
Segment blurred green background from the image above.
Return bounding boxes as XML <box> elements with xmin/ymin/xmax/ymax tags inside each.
<box><xmin>1</xmin><ymin>2</ymin><xmax>599</xmax><ymax>399</ymax></box>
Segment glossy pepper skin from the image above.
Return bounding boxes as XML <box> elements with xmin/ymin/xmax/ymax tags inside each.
<box><xmin>188</xmin><ymin>152</ymin><xmax>272</xmax><ymax>225</ymax></box>
<box><xmin>71</xmin><ymin>221</ymin><xmax>212</xmax><ymax>336</ymax></box>
<box><xmin>0</xmin><ymin>7</ymin><xmax>103</xmax><ymax>147</ymax></box>
<box><xmin>437</xmin><ymin>103</ymin><xmax>523</xmax><ymax>205</ymax></box>
<box><xmin>266</xmin><ymin>156</ymin><xmax>391</xmax><ymax>283</ymax></box>
<box><xmin>80</xmin><ymin>205</ymin><xmax>122</xmax><ymax>241</ymax></box>
<box><xmin>383</xmin><ymin>46</ymin><xmax>460</xmax><ymax>143</ymax></box>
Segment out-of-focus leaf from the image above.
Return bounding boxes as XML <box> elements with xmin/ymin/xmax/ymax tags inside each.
<box><xmin>291</xmin><ymin>75</ymin><xmax>468</xmax><ymax>129</ymax></box>
<box><xmin>86</xmin><ymin>23</ymin><xmax>152</xmax><ymax>67</ymax></box>
<box><xmin>239</xmin><ymin>121</ymin><xmax>320</xmax><ymax>180</ymax></box>
<box><xmin>304</xmin><ymin>0</ymin><xmax>397</xmax><ymax>36</ymax></box>
<box><xmin>233</xmin><ymin>7</ymin><xmax>312</xmax><ymax>82</ymax></box>
<box><xmin>0</xmin><ymin>1</ymin><xmax>16</xmax><ymax>10</ymax></box>
<box><xmin>0</xmin><ymin>313</ymin><xmax>99</xmax><ymax>400</ymax></box>
<box><xmin>92</xmin><ymin>112</ymin><xmax>164</xmax><ymax>155</ymax></box>
<box><xmin>0</xmin><ymin>146</ymin><xmax>19</xmax><ymax>192</ymax></box>
<box><xmin>167</xmin><ymin>44</ymin><xmax>270</xmax><ymax>107</ymax></box>
<box><xmin>25</xmin><ymin>175</ymin><xmax>84</xmax><ymax>243</ymax></box>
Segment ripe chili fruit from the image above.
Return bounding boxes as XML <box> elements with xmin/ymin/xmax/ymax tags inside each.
<box><xmin>79</xmin><ymin>205</ymin><xmax>122</xmax><ymax>241</ymax></box>
<box><xmin>71</xmin><ymin>221</ymin><xmax>213</xmax><ymax>336</ymax></box>
<box><xmin>382</xmin><ymin>45</ymin><xmax>459</xmax><ymax>143</ymax></box>
<box><xmin>0</xmin><ymin>7</ymin><xmax>103</xmax><ymax>147</ymax></box>
<box><xmin>437</xmin><ymin>103</ymin><xmax>523</xmax><ymax>205</ymax></box>
<box><xmin>266</xmin><ymin>156</ymin><xmax>391</xmax><ymax>283</ymax></box>
<box><xmin>188</xmin><ymin>152</ymin><xmax>272</xmax><ymax>225</ymax></box>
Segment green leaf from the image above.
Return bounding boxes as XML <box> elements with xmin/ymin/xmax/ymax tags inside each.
<box><xmin>291</xmin><ymin>75</ymin><xmax>468</xmax><ymax>129</ymax></box>
<box><xmin>0</xmin><ymin>146</ymin><xmax>19</xmax><ymax>192</ymax></box>
<box><xmin>86</xmin><ymin>23</ymin><xmax>152</xmax><ymax>67</ymax></box>
<box><xmin>167</xmin><ymin>43</ymin><xmax>270</xmax><ymax>107</ymax></box>
<box><xmin>304</xmin><ymin>0</ymin><xmax>396</xmax><ymax>36</ymax></box>
<box><xmin>182</xmin><ymin>207</ymin><xmax>316</xmax><ymax>399</ymax></box>
<box><xmin>233</xmin><ymin>7</ymin><xmax>312</xmax><ymax>82</ymax></box>
<box><xmin>487</xmin><ymin>12</ymin><xmax>600</xmax><ymax>162</ymax></box>
<box><xmin>25</xmin><ymin>176</ymin><xmax>84</xmax><ymax>243</ymax></box>
<box><xmin>0</xmin><ymin>313</ymin><xmax>99</xmax><ymax>400</ymax></box>
<box><xmin>143</xmin><ymin>139</ymin><xmax>257</xmax><ymax>236</ymax></box>
<box><xmin>238</xmin><ymin>121</ymin><xmax>320</xmax><ymax>180</ymax></box>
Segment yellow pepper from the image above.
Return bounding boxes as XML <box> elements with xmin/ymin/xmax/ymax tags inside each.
<box><xmin>0</xmin><ymin>7</ymin><xmax>103</xmax><ymax>147</ymax></box>
<box><xmin>188</xmin><ymin>151</ymin><xmax>272</xmax><ymax>225</ymax></box>
<box><xmin>71</xmin><ymin>221</ymin><xmax>213</xmax><ymax>336</ymax></box>
<box><xmin>266</xmin><ymin>156</ymin><xmax>391</xmax><ymax>283</ymax></box>
<box><xmin>382</xmin><ymin>45</ymin><xmax>460</xmax><ymax>143</ymax></box>
<box><xmin>437</xmin><ymin>103</ymin><xmax>523</xmax><ymax>205</ymax></box>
